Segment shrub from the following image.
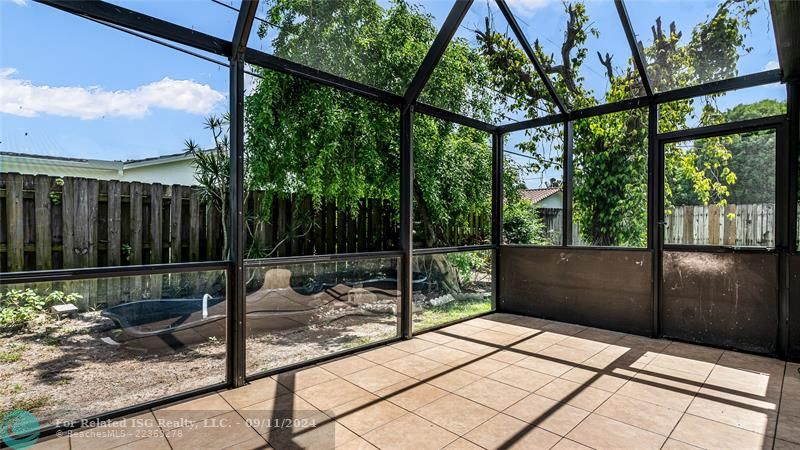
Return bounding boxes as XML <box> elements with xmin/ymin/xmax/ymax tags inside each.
<box><xmin>0</xmin><ymin>289</ymin><xmax>82</xmax><ymax>330</ymax></box>
<box><xmin>504</xmin><ymin>199</ymin><xmax>546</xmax><ymax>245</ymax></box>
<box><xmin>445</xmin><ymin>251</ymin><xmax>490</xmax><ymax>286</ymax></box>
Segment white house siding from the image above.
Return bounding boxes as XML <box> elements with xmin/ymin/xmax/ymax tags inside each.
<box><xmin>537</xmin><ymin>192</ymin><xmax>563</xmax><ymax>209</ymax></box>
<box><xmin>1</xmin><ymin>153</ymin><xmax>200</xmax><ymax>185</ymax></box>
<box><xmin>121</xmin><ymin>160</ymin><xmax>199</xmax><ymax>185</ymax></box>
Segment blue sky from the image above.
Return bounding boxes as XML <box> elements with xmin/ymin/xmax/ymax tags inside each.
<box><xmin>0</xmin><ymin>0</ymin><xmax>785</xmax><ymax>187</ymax></box>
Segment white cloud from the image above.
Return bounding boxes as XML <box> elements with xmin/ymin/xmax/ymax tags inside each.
<box><xmin>243</xmin><ymin>71</ymin><xmax>261</xmax><ymax>95</ymax></box>
<box><xmin>764</xmin><ymin>60</ymin><xmax>780</xmax><ymax>70</ymax></box>
<box><xmin>0</xmin><ymin>68</ymin><xmax>225</xmax><ymax>120</ymax></box>
<box><xmin>11</xmin><ymin>0</ymin><xmax>29</xmax><ymax>6</ymax></box>
<box><xmin>505</xmin><ymin>0</ymin><xmax>549</xmax><ymax>15</ymax></box>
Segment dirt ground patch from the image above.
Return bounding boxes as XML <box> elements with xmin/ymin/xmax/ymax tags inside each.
<box><xmin>0</xmin><ymin>311</ymin><xmax>397</xmax><ymax>428</ymax></box>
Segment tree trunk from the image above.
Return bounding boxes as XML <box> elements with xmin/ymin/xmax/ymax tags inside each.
<box><xmin>413</xmin><ymin>181</ymin><xmax>462</xmax><ymax>295</ymax></box>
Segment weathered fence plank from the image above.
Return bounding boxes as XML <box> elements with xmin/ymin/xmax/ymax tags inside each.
<box><xmin>2</xmin><ymin>172</ymin><xmax>481</xmax><ymax>273</ymax></box>
<box><xmin>129</xmin><ymin>182</ymin><xmax>143</xmax><ymax>265</ymax></box>
<box><xmin>34</xmin><ymin>175</ymin><xmax>51</xmax><ymax>270</ymax></box>
<box><xmin>107</xmin><ymin>181</ymin><xmax>122</xmax><ymax>266</ymax></box>
<box><xmin>150</xmin><ymin>184</ymin><xmax>163</xmax><ymax>264</ymax></box>
<box><xmin>6</xmin><ymin>173</ymin><xmax>24</xmax><ymax>271</ymax></box>
<box><xmin>87</xmin><ymin>179</ymin><xmax>99</xmax><ymax>267</ymax></box>
<box><xmin>724</xmin><ymin>204</ymin><xmax>736</xmax><ymax>245</ymax></box>
<box><xmin>189</xmin><ymin>189</ymin><xmax>200</xmax><ymax>262</ymax></box>
<box><xmin>708</xmin><ymin>205</ymin><xmax>720</xmax><ymax>245</ymax></box>
<box><xmin>170</xmin><ymin>185</ymin><xmax>183</xmax><ymax>263</ymax></box>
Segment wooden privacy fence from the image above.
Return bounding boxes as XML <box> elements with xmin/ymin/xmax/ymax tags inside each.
<box><xmin>664</xmin><ymin>204</ymin><xmax>776</xmax><ymax>247</ymax></box>
<box><xmin>538</xmin><ymin>204</ymin><xmax>779</xmax><ymax>247</ymax></box>
<box><xmin>539</xmin><ymin>208</ymin><xmax>586</xmax><ymax>246</ymax></box>
<box><xmin>1</xmin><ymin>173</ymin><xmax>487</xmax><ymax>274</ymax></box>
<box><xmin>1</xmin><ymin>173</ymin><xmax>223</xmax><ymax>273</ymax></box>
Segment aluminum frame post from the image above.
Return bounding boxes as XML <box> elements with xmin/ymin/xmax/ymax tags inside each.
<box><xmin>227</xmin><ymin>56</ymin><xmax>247</xmax><ymax>388</ymax></box>
<box><xmin>563</xmin><ymin>121</ymin><xmax>574</xmax><ymax>246</ymax></box>
<box><xmin>492</xmin><ymin>131</ymin><xmax>504</xmax><ymax>310</ymax></box>
<box><xmin>400</xmin><ymin>105</ymin><xmax>415</xmax><ymax>339</ymax></box>
<box><xmin>647</xmin><ymin>103</ymin><xmax>661</xmax><ymax>337</ymax></box>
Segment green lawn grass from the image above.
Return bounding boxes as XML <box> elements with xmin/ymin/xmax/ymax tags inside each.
<box><xmin>413</xmin><ymin>296</ymin><xmax>492</xmax><ymax>332</ymax></box>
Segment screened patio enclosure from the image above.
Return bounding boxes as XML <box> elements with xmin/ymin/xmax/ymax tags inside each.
<box><xmin>1</xmin><ymin>0</ymin><xmax>799</xmax><ymax>441</ymax></box>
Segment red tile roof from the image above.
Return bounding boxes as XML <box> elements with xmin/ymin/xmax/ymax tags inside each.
<box><xmin>519</xmin><ymin>188</ymin><xmax>561</xmax><ymax>203</ymax></box>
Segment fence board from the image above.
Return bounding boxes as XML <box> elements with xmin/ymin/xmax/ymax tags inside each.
<box><xmin>6</xmin><ymin>173</ymin><xmax>24</xmax><ymax>271</ymax></box>
<box><xmin>87</xmin><ymin>179</ymin><xmax>99</xmax><ymax>267</ymax></box>
<box><xmin>2</xmin><ymin>172</ymin><xmax>485</xmax><ymax>272</ymax></box>
<box><xmin>129</xmin><ymin>182</ymin><xmax>143</xmax><ymax>265</ymax></box>
<box><xmin>170</xmin><ymin>185</ymin><xmax>183</xmax><ymax>263</ymax></box>
<box><xmin>708</xmin><ymin>205</ymin><xmax>720</xmax><ymax>245</ymax></box>
<box><xmin>150</xmin><ymin>184</ymin><xmax>163</xmax><ymax>264</ymax></box>
<box><xmin>724</xmin><ymin>204</ymin><xmax>736</xmax><ymax>245</ymax></box>
<box><xmin>107</xmin><ymin>181</ymin><xmax>122</xmax><ymax>266</ymax></box>
<box><xmin>205</xmin><ymin>201</ymin><xmax>219</xmax><ymax>260</ymax></box>
<box><xmin>276</xmin><ymin>198</ymin><xmax>287</xmax><ymax>257</ymax></box>
<box><xmin>34</xmin><ymin>176</ymin><xmax>51</xmax><ymax>270</ymax></box>
<box><xmin>189</xmin><ymin>189</ymin><xmax>200</xmax><ymax>262</ymax></box>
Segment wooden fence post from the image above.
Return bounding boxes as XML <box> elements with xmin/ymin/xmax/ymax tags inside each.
<box><xmin>34</xmin><ymin>175</ymin><xmax>52</xmax><ymax>270</ymax></box>
<box><xmin>6</xmin><ymin>173</ymin><xmax>24</xmax><ymax>272</ymax></box>
<box><xmin>170</xmin><ymin>185</ymin><xmax>183</xmax><ymax>263</ymax></box>
<box><xmin>724</xmin><ymin>204</ymin><xmax>737</xmax><ymax>245</ymax></box>
<box><xmin>189</xmin><ymin>189</ymin><xmax>201</xmax><ymax>262</ymax></box>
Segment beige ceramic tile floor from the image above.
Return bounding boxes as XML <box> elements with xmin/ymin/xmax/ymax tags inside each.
<box><xmin>31</xmin><ymin>313</ymin><xmax>800</xmax><ymax>450</ymax></box>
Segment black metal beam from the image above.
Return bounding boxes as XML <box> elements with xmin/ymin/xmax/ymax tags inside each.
<box><xmin>245</xmin><ymin>250</ymin><xmax>404</xmax><ymax>266</ymax></box>
<box><xmin>35</xmin><ymin>0</ymin><xmax>231</xmax><ymax>57</ymax></box>
<box><xmin>232</xmin><ymin>0</ymin><xmax>259</xmax><ymax>56</ymax></box>
<box><xmin>779</xmin><ymin>80</ymin><xmax>798</xmax><ymax>357</ymax></box>
<box><xmin>36</xmin><ymin>0</ymin><xmax>784</xmax><ymax>145</ymax></box>
<box><xmin>492</xmin><ymin>133</ymin><xmax>504</xmax><ymax>249</ymax></box>
<box><xmin>657</xmin><ymin>114</ymin><xmax>787</xmax><ymax>144</ymax></box>
<box><xmin>404</xmin><ymin>0</ymin><xmax>474</xmax><ymax>104</ymax></box>
<box><xmin>227</xmin><ymin>54</ymin><xmax>247</xmax><ymax>388</ymax></box>
<box><xmin>563</xmin><ymin>121</ymin><xmax>574</xmax><ymax>246</ymax></box>
<box><xmin>495</xmin><ymin>0</ymin><xmax>568</xmax><ymax>114</ymax></box>
<box><xmin>498</xmin><ymin>70</ymin><xmax>782</xmax><ymax>133</ymax></box>
<box><xmin>499</xmin><ymin>114</ymin><xmax>567</xmax><ymax>134</ymax></box>
<box><xmin>500</xmin><ymin>243</ymin><xmax>651</xmax><ymax>253</ymax></box>
<box><xmin>568</xmin><ymin>96</ymin><xmax>650</xmax><ymax>121</ymax></box>
<box><xmin>653</xmin><ymin>70</ymin><xmax>783</xmax><ymax>104</ymax></box>
<box><xmin>77</xmin><ymin>14</ymin><xmax>230</xmax><ymax>68</ymax></box>
<box><xmin>615</xmin><ymin>0</ymin><xmax>652</xmax><ymax>96</ymax></box>
<box><xmin>647</xmin><ymin>103</ymin><xmax>661</xmax><ymax>337</ymax></box>
<box><xmin>244</xmin><ymin>48</ymin><xmax>402</xmax><ymax>105</ymax></box>
<box><xmin>789</xmin><ymin>81</ymin><xmax>800</xmax><ymax>254</ymax></box>
<box><xmin>414</xmin><ymin>245</ymin><xmax>496</xmax><ymax>256</ymax></box>
<box><xmin>400</xmin><ymin>105</ymin><xmax>414</xmax><ymax>339</ymax></box>
<box><xmin>0</xmin><ymin>261</ymin><xmax>229</xmax><ymax>285</ymax></box>
<box><xmin>773</xmin><ymin>121</ymin><xmax>788</xmax><ymax>353</ymax></box>
<box><xmin>415</xmin><ymin>102</ymin><xmax>498</xmax><ymax>132</ymax></box>
<box><xmin>492</xmin><ymin>131</ymin><xmax>504</xmax><ymax>310</ymax></box>
<box><xmin>769</xmin><ymin>0</ymin><xmax>800</xmax><ymax>81</ymax></box>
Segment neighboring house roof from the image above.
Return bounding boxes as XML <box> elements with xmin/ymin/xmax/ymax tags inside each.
<box><xmin>520</xmin><ymin>188</ymin><xmax>561</xmax><ymax>204</ymax></box>
<box><xmin>0</xmin><ymin>150</ymin><xmax>206</xmax><ymax>185</ymax></box>
<box><xmin>0</xmin><ymin>150</ymin><xmax>195</xmax><ymax>170</ymax></box>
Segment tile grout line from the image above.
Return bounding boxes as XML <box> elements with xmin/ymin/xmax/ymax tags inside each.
<box><xmin>74</xmin><ymin>315</ymin><xmax>784</xmax><ymax>450</ymax></box>
<box><xmin>770</xmin><ymin>360</ymin><xmax>788</xmax><ymax>450</ymax></box>
<box><xmin>661</xmin><ymin>344</ymin><xmax>726</xmax><ymax>449</ymax></box>
<box><xmin>450</xmin><ymin>328</ymin><xmax>613</xmax><ymax>449</ymax></box>
<box><xmin>407</xmin><ymin>321</ymin><xmax>670</xmax><ymax>448</ymax></box>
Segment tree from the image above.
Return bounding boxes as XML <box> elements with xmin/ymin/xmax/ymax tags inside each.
<box><xmin>242</xmin><ymin>0</ymin><xmax>498</xmax><ymax>292</ymax></box>
<box><xmin>721</xmin><ymin>99</ymin><xmax>784</xmax><ymax>204</ymax></box>
<box><xmin>185</xmin><ymin>115</ymin><xmax>234</xmax><ymax>258</ymax></box>
<box><xmin>476</xmin><ymin>0</ymin><xmax>760</xmax><ymax>246</ymax></box>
